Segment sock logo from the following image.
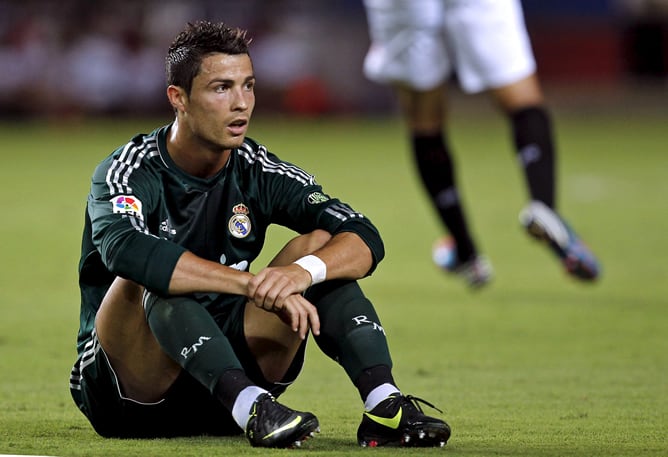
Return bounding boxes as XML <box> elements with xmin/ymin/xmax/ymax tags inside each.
<box><xmin>436</xmin><ymin>187</ymin><xmax>459</xmax><ymax>208</ymax></box>
<box><xmin>519</xmin><ymin>144</ymin><xmax>541</xmax><ymax>166</ymax></box>
<box><xmin>352</xmin><ymin>315</ymin><xmax>386</xmax><ymax>335</ymax></box>
<box><xmin>181</xmin><ymin>336</ymin><xmax>211</xmax><ymax>359</ymax></box>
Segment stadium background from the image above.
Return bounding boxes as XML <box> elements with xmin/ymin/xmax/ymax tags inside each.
<box><xmin>1</xmin><ymin>0</ymin><xmax>668</xmax><ymax>117</ymax></box>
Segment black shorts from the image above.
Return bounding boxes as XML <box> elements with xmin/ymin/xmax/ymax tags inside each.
<box><xmin>69</xmin><ymin>297</ymin><xmax>307</xmax><ymax>438</ymax></box>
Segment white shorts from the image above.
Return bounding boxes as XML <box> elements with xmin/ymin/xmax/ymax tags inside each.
<box><xmin>363</xmin><ymin>0</ymin><xmax>537</xmax><ymax>93</ymax></box>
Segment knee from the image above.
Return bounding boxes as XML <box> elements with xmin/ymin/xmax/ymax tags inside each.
<box><xmin>95</xmin><ymin>279</ymin><xmax>151</xmax><ymax>354</ymax></box>
<box><xmin>493</xmin><ymin>74</ymin><xmax>545</xmax><ymax>113</ymax></box>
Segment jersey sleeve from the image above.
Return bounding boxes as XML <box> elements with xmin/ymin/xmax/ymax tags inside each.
<box><xmin>87</xmin><ymin>154</ymin><xmax>186</xmax><ymax>295</ymax></box>
<box><xmin>311</xmin><ymin>194</ymin><xmax>386</xmax><ymax>275</ymax></box>
<box><xmin>256</xmin><ymin>150</ymin><xmax>385</xmax><ymax>274</ymax></box>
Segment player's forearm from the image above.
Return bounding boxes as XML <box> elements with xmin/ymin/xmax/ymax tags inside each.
<box><xmin>328</xmin><ymin>218</ymin><xmax>385</xmax><ymax>275</ymax></box>
<box><xmin>309</xmin><ymin>232</ymin><xmax>373</xmax><ymax>281</ymax></box>
<box><xmin>168</xmin><ymin>251</ymin><xmax>253</xmax><ymax>296</ymax></box>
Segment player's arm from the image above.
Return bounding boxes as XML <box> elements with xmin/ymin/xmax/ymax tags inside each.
<box><xmin>298</xmin><ymin>230</ymin><xmax>373</xmax><ymax>280</ymax></box>
<box><xmin>167</xmin><ymin>251</ymin><xmax>252</xmax><ymax>295</ymax></box>
<box><xmin>286</xmin><ymin>196</ymin><xmax>386</xmax><ymax>278</ymax></box>
<box><xmin>245</xmin><ymin>230</ymin><xmax>371</xmax><ymax>340</ymax></box>
<box><xmin>89</xmin><ymin>156</ymin><xmax>253</xmax><ymax>297</ymax></box>
<box><xmin>249</xmin><ymin>230</ymin><xmax>373</xmax><ymax>306</ymax></box>
<box><xmin>249</xmin><ymin>190</ymin><xmax>384</xmax><ymax>312</ymax></box>
<box><xmin>93</xmin><ymin>204</ymin><xmax>255</xmax><ymax>297</ymax></box>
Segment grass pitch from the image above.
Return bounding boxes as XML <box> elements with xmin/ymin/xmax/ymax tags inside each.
<box><xmin>0</xmin><ymin>102</ymin><xmax>666</xmax><ymax>456</ymax></box>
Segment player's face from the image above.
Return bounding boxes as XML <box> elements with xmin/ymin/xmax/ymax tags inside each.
<box><xmin>185</xmin><ymin>53</ymin><xmax>255</xmax><ymax>150</ymax></box>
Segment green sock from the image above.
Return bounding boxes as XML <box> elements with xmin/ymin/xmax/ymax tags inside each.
<box><xmin>144</xmin><ymin>293</ymin><xmax>242</xmax><ymax>393</ymax></box>
<box><xmin>307</xmin><ymin>280</ymin><xmax>393</xmax><ymax>382</ymax></box>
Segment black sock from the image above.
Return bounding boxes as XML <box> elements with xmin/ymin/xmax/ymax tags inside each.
<box><xmin>214</xmin><ymin>369</ymin><xmax>255</xmax><ymax>412</ymax></box>
<box><xmin>510</xmin><ymin>106</ymin><xmax>556</xmax><ymax>208</ymax></box>
<box><xmin>412</xmin><ymin>133</ymin><xmax>476</xmax><ymax>262</ymax></box>
<box><xmin>355</xmin><ymin>365</ymin><xmax>396</xmax><ymax>402</ymax></box>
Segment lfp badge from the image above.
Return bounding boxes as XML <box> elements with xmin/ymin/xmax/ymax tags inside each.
<box><xmin>111</xmin><ymin>195</ymin><xmax>144</xmax><ymax>220</ymax></box>
<box><xmin>228</xmin><ymin>203</ymin><xmax>251</xmax><ymax>238</ymax></box>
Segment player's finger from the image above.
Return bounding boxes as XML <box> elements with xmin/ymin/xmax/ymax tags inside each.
<box><xmin>250</xmin><ymin>274</ymin><xmax>280</xmax><ymax>310</ymax></box>
<box><xmin>247</xmin><ymin>272</ymin><xmax>269</xmax><ymax>308</ymax></box>
<box><xmin>293</xmin><ymin>295</ymin><xmax>319</xmax><ymax>339</ymax></box>
<box><xmin>304</xmin><ymin>298</ymin><xmax>320</xmax><ymax>337</ymax></box>
<box><xmin>277</xmin><ymin>300</ymin><xmax>301</xmax><ymax>336</ymax></box>
<box><xmin>251</xmin><ymin>270</ymin><xmax>296</xmax><ymax>311</ymax></box>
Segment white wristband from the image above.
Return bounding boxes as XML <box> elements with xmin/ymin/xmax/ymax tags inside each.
<box><xmin>293</xmin><ymin>255</ymin><xmax>327</xmax><ymax>285</ymax></box>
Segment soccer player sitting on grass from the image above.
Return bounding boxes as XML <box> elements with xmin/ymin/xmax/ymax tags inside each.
<box><xmin>69</xmin><ymin>20</ymin><xmax>450</xmax><ymax>448</ymax></box>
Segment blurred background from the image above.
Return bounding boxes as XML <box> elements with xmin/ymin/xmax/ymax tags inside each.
<box><xmin>1</xmin><ymin>0</ymin><xmax>668</xmax><ymax>118</ymax></box>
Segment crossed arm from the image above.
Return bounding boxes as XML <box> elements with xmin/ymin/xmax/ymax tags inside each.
<box><xmin>167</xmin><ymin>230</ymin><xmax>373</xmax><ymax>339</ymax></box>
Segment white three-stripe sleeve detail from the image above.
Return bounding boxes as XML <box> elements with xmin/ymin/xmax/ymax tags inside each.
<box><xmin>325</xmin><ymin>203</ymin><xmax>365</xmax><ymax>222</ymax></box>
<box><xmin>237</xmin><ymin>143</ymin><xmax>315</xmax><ymax>185</ymax></box>
<box><xmin>105</xmin><ymin>139</ymin><xmax>159</xmax><ymax>195</ymax></box>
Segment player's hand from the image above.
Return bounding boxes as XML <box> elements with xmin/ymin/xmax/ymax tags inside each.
<box><xmin>271</xmin><ymin>293</ymin><xmax>320</xmax><ymax>339</ymax></box>
<box><xmin>247</xmin><ymin>264</ymin><xmax>319</xmax><ymax>338</ymax></box>
<box><xmin>247</xmin><ymin>264</ymin><xmax>312</xmax><ymax>310</ymax></box>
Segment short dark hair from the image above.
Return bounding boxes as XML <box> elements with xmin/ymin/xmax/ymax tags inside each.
<box><xmin>166</xmin><ymin>21</ymin><xmax>252</xmax><ymax>95</ymax></box>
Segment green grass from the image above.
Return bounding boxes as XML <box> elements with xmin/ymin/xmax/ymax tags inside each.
<box><xmin>0</xmin><ymin>107</ymin><xmax>666</xmax><ymax>456</ymax></box>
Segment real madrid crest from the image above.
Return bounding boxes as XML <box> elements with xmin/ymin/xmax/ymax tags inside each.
<box><xmin>228</xmin><ymin>203</ymin><xmax>251</xmax><ymax>238</ymax></box>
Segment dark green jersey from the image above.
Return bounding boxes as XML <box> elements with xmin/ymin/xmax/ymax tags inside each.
<box><xmin>76</xmin><ymin>123</ymin><xmax>384</xmax><ymax>355</ymax></box>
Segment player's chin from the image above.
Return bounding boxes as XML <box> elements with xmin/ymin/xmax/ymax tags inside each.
<box><xmin>222</xmin><ymin>136</ymin><xmax>246</xmax><ymax>150</ymax></box>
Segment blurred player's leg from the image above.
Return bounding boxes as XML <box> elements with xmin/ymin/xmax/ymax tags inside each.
<box><xmin>432</xmin><ymin>237</ymin><xmax>493</xmax><ymax>289</ymax></box>
<box><xmin>492</xmin><ymin>76</ymin><xmax>600</xmax><ymax>281</ymax></box>
<box><xmin>492</xmin><ymin>73</ymin><xmax>554</xmax><ymax>208</ymax></box>
<box><xmin>396</xmin><ymin>85</ymin><xmax>492</xmax><ymax>288</ymax></box>
<box><xmin>520</xmin><ymin>201</ymin><xmax>600</xmax><ymax>281</ymax></box>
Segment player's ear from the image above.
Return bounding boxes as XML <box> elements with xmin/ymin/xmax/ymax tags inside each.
<box><xmin>167</xmin><ymin>85</ymin><xmax>187</xmax><ymax>113</ymax></box>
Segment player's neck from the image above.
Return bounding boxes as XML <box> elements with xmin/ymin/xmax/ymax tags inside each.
<box><xmin>167</xmin><ymin>121</ymin><xmax>231</xmax><ymax>179</ymax></box>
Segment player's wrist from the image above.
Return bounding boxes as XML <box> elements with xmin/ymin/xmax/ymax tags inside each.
<box><xmin>293</xmin><ymin>254</ymin><xmax>327</xmax><ymax>285</ymax></box>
